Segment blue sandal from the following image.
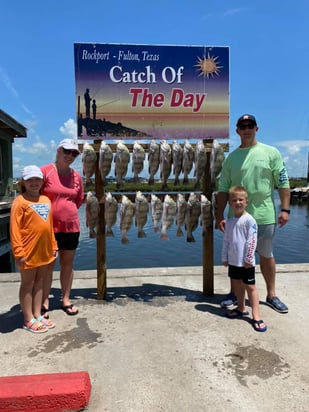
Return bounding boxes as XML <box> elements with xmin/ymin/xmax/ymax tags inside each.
<box><xmin>252</xmin><ymin>319</ymin><xmax>267</xmax><ymax>332</ymax></box>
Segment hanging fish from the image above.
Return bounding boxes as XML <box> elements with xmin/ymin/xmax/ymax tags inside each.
<box><xmin>160</xmin><ymin>194</ymin><xmax>176</xmax><ymax>240</ymax></box>
<box><xmin>210</xmin><ymin>140</ymin><xmax>225</xmax><ymax>185</ymax></box>
<box><xmin>176</xmin><ymin>193</ymin><xmax>187</xmax><ymax>237</ymax></box>
<box><xmin>172</xmin><ymin>141</ymin><xmax>183</xmax><ymax>186</ymax></box>
<box><xmin>200</xmin><ymin>194</ymin><xmax>213</xmax><ymax>236</ymax></box>
<box><xmin>132</xmin><ymin>142</ymin><xmax>145</xmax><ymax>183</ymax></box>
<box><xmin>114</xmin><ymin>142</ymin><xmax>130</xmax><ymax>189</ymax></box>
<box><xmin>194</xmin><ymin>140</ymin><xmax>207</xmax><ymax>189</ymax></box>
<box><xmin>85</xmin><ymin>191</ymin><xmax>100</xmax><ymax>238</ymax></box>
<box><xmin>135</xmin><ymin>191</ymin><xmax>149</xmax><ymax>238</ymax></box>
<box><xmin>150</xmin><ymin>194</ymin><xmax>163</xmax><ymax>233</ymax></box>
<box><xmin>119</xmin><ymin>195</ymin><xmax>134</xmax><ymax>244</ymax></box>
<box><xmin>182</xmin><ymin>140</ymin><xmax>195</xmax><ymax>184</ymax></box>
<box><xmin>159</xmin><ymin>140</ymin><xmax>172</xmax><ymax>191</ymax></box>
<box><xmin>148</xmin><ymin>140</ymin><xmax>160</xmax><ymax>185</ymax></box>
<box><xmin>185</xmin><ymin>192</ymin><xmax>201</xmax><ymax>242</ymax></box>
<box><xmin>82</xmin><ymin>142</ymin><xmax>97</xmax><ymax>186</ymax></box>
<box><xmin>99</xmin><ymin>141</ymin><xmax>113</xmax><ymax>185</ymax></box>
<box><xmin>104</xmin><ymin>192</ymin><xmax>118</xmax><ymax>237</ymax></box>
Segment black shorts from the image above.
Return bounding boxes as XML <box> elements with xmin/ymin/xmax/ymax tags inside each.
<box><xmin>228</xmin><ymin>265</ymin><xmax>255</xmax><ymax>285</ymax></box>
<box><xmin>55</xmin><ymin>232</ymin><xmax>80</xmax><ymax>251</ymax></box>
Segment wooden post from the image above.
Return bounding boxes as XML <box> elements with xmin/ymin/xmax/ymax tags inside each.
<box><xmin>202</xmin><ymin>139</ymin><xmax>214</xmax><ymax>296</ymax></box>
<box><xmin>94</xmin><ymin>140</ymin><xmax>107</xmax><ymax>300</ymax></box>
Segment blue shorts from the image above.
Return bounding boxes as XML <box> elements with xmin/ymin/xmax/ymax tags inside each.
<box><xmin>55</xmin><ymin>232</ymin><xmax>80</xmax><ymax>251</ymax></box>
<box><xmin>228</xmin><ymin>265</ymin><xmax>256</xmax><ymax>285</ymax></box>
<box><xmin>256</xmin><ymin>224</ymin><xmax>275</xmax><ymax>258</ymax></box>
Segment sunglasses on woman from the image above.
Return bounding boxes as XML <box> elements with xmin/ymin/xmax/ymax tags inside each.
<box><xmin>62</xmin><ymin>148</ymin><xmax>79</xmax><ymax>157</ymax></box>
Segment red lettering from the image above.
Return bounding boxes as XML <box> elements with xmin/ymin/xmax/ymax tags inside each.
<box><xmin>130</xmin><ymin>88</ymin><xmax>164</xmax><ymax>108</ymax></box>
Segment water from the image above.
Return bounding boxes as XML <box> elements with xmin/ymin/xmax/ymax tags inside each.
<box><xmin>55</xmin><ymin>193</ymin><xmax>309</xmax><ymax>270</ymax></box>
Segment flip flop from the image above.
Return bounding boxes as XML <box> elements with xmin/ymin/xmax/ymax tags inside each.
<box><xmin>252</xmin><ymin>319</ymin><xmax>267</xmax><ymax>332</ymax></box>
<box><xmin>61</xmin><ymin>304</ymin><xmax>79</xmax><ymax>316</ymax></box>
<box><xmin>226</xmin><ymin>309</ymin><xmax>249</xmax><ymax>319</ymax></box>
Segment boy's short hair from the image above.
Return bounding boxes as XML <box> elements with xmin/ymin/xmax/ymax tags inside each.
<box><xmin>228</xmin><ymin>185</ymin><xmax>248</xmax><ymax>198</ymax></box>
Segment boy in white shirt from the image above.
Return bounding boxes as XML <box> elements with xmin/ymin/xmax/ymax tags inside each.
<box><xmin>222</xmin><ymin>186</ymin><xmax>267</xmax><ymax>332</ymax></box>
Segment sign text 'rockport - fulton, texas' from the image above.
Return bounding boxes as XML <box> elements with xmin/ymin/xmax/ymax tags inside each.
<box><xmin>74</xmin><ymin>43</ymin><xmax>229</xmax><ymax>140</ymax></box>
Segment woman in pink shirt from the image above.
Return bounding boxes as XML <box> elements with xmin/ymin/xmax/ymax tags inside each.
<box><xmin>41</xmin><ymin>139</ymin><xmax>84</xmax><ymax>316</ymax></box>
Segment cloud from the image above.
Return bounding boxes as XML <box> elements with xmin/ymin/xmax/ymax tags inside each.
<box><xmin>0</xmin><ymin>65</ymin><xmax>34</xmax><ymax>117</ymax></box>
<box><xmin>223</xmin><ymin>8</ymin><xmax>245</xmax><ymax>17</ymax></box>
<box><xmin>23</xmin><ymin>119</ymin><xmax>38</xmax><ymax>133</ymax></box>
<box><xmin>276</xmin><ymin>139</ymin><xmax>309</xmax><ymax>154</ymax></box>
<box><xmin>59</xmin><ymin>118</ymin><xmax>77</xmax><ymax>139</ymax></box>
<box><xmin>0</xmin><ymin>66</ymin><xmax>18</xmax><ymax>98</ymax></box>
<box><xmin>275</xmin><ymin>140</ymin><xmax>309</xmax><ymax>177</ymax></box>
<box><xmin>12</xmin><ymin>136</ymin><xmax>58</xmax><ymax>177</ymax></box>
<box><xmin>14</xmin><ymin>138</ymin><xmax>50</xmax><ymax>155</ymax></box>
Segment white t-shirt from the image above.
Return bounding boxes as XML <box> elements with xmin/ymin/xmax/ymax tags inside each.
<box><xmin>222</xmin><ymin>213</ymin><xmax>258</xmax><ymax>267</ymax></box>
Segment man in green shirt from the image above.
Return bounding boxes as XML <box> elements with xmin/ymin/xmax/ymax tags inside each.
<box><xmin>216</xmin><ymin>114</ymin><xmax>291</xmax><ymax>313</ymax></box>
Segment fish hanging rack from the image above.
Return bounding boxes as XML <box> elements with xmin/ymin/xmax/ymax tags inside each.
<box><xmin>80</xmin><ymin>138</ymin><xmax>229</xmax><ymax>300</ymax></box>
<box><xmin>79</xmin><ymin>141</ymin><xmax>229</xmax><ymax>153</ymax></box>
<box><xmin>79</xmin><ymin>140</ymin><xmax>228</xmax><ymax>197</ymax></box>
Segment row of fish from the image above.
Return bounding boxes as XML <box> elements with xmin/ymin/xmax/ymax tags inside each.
<box><xmin>81</xmin><ymin>139</ymin><xmax>225</xmax><ymax>189</ymax></box>
<box><xmin>85</xmin><ymin>191</ymin><xmax>215</xmax><ymax>244</ymax></box>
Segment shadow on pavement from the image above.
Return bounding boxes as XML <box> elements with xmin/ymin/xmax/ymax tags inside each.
<box><xmin>0</xmin><ymin>284</ymin><xmax>230</xmax><ymax>333</ymax></box>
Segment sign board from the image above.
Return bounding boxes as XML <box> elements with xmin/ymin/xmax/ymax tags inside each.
<box><xmin>74</xmin><ymin>43</ymin><xmax>229</xmax><ymax>140</ymax></box>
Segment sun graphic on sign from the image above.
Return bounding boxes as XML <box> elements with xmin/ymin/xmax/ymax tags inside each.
<box><xmin>195</xmin><ymin>52</ymin><xmax>223</xmax><ymax>79</ymax></box>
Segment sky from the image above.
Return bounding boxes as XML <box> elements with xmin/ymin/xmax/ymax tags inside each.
<box><xmin>1</xmin><ymin>0</ymin><xmax>309</xmax><ymax>179</ymax></box>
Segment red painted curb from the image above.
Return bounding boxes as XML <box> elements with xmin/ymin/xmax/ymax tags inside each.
<box><xmin>0</xmin><ymin>371</ymin><xmax>91</xmax><ymax>412</ymax></box>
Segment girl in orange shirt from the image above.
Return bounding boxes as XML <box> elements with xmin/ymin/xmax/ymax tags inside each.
<box><xmin>10</xmin><ymin>165</ymin><xmax>58</xmax><ymax>333</ymax></box>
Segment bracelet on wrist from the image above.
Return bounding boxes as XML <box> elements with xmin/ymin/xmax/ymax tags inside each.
<box><xmin>281</xmin><ymin>208</ymin><xmax>290</xmax><ymax>214</ymax></box>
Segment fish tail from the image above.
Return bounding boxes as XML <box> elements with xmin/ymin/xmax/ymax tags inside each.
<box><xmin>138</xmin><ymin>229</ymin><xmax>147</xmax><ymax>238</ymax></box>
<box><xmin>186</xmin><ymin>234</ymin><xmax>195</xmax><ymax>242</ymax></box>
<box><xmin>121</xmin><ymin>236</ymin><xmax>129</xmax><ymax>244</ymax></box>
<box><xmin>176</xmin><ymin>228</ymin><xmax>184</xmax><ymax>237</ymax></box>
<box><xmin>106</xmin><ymin>228</ymin><xmax>114</xmax><ymax>237</ymax></box>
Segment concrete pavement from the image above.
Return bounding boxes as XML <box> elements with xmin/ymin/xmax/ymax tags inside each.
<box><xmin>0</xmin><ymin>264</ymin><xmax>308</xmax><ymax>412</ymax></box>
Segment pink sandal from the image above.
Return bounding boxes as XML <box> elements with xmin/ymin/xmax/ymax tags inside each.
<box><xmin>23</xmin><ymin>318</ymin><xmax>48</xmax><ymax>334</ymax></box>
<box><xmin>37</xmin><ymin>316</ymin><xmax>56</xmax><ymax>329</ymax></box>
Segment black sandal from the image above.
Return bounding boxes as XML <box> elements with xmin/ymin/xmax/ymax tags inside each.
<box><xmin>61</xmin><ymin>304</ymin><xmax>79</xmax><ymax>316</ymax></box>
<box><xmin>41</xmin><ymin>306</ymin><xmax>49</xmax><ymax>319</ymax></box>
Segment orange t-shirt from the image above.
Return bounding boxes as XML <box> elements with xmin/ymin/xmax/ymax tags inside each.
<box><xmin>10</xmin><ymin>194</ymin><xmax>57</xmax><ymax>269</ymax></box>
